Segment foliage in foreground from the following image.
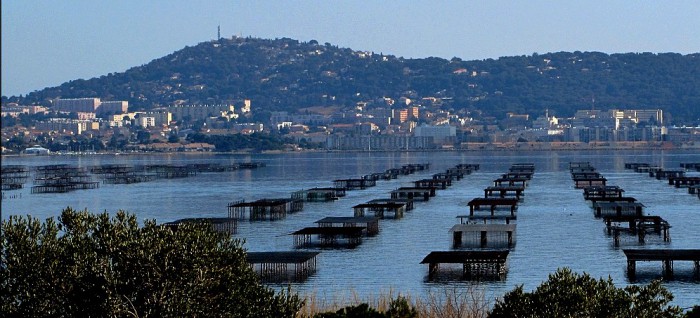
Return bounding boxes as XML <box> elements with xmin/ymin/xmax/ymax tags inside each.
<box><xmin>0</xmin><ymin>208</ymin><xmax>302</xmax><ymax>317</ymax></box>
<box><xmin>304</xmin><ymin>275</ymin><xmax>695</xmax><ymax>318</ymax></box>
<box><xmin>489</xmin><ymin>267</ymin><xmax>684</xmax><ymax>318</ymax></box>
<box><xmin>299</xmin><ymin>286</ymin><xmax>489</xmax><ymax>318</ymax></box>
<box><xmin>3</xmin><ymin>208</ymin><xmax>694</xmax><ymax>318</ymax></box>
<box><xmin>310</xmin><ymin>295</ymin><xmax>417</xmax><ymax>318</ymax></box>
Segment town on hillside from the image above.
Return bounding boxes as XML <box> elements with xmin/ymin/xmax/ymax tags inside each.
<box><xmin>2</xmin><ymin>97</ymin><xmax>699</xmax><ymax>154</ymax></box>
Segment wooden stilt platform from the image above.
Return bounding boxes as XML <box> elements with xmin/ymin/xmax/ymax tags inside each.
<box><xmin>569</xmin><ymin>162</ymin><xmax>592</xmax><ymax>170</ymax></box>
<box><xmin>433</xmin><ymin>172</ymin><xmax>456</xmax><ymax>182</ymax></box>
<box><xmin>484</xmin><ymin>185</ymin><xmax>525</xmax><ymax>200</ymax></box>
<box><xmin>444</xmin><ymin>168</ymin><xmax>466</xmax><ymax>180</ymax></box>
<box><xmin>623</xmin><ymin>249</ymin><xmax>700</xmax><ymax>279</ymax></box>
<box><xmin>603</xmin><ymin>215</ymin><xmax>670</xmax><ymax>247</ymax></box>
<box><xmin>353</xmin><ymin>202</ymin><xmax>406</xmax><ymax>219</ymax></box>
<box><xmin>625</xmin><ymin>163</ymin><xmax>650</xmax><ymax>170</ymax></box>
<box><xmin>31</xmin><ymin>165</ymin><xmax>99</xmax><ymax>193</ymax></box>
<box><xmin>292</xmin><ymin>187</ymin><xmax>346</xmax><ymax>202</ymax></box>
<box><xmin>573</xmin><ymin>176</ymin><xmax>608</xmax><ymax>188</ymax></box>
<box><xmin>421</xmin><ymin>250</ymin><xmax>509</xmax><ymax>280</ymax></box>
<box><xmin>650</xmin><ymin>169</ymin><xmax>685</xmax><ymax>180</ymax></box>
<box><xmin>247</xmin><ymin>251</ymin><xmax>320</xmax><ymax>282</ymax></box>
<box><xmin>509</xmin><ymin>163</ymin><xmax>535</xmax><ymax>173</ymax></box>
<box><xmin>592</xmin><ymin>201</ymin><xmax>644</xmax><ymax>217</ymax></box>
<box><xmin>333</xmin><ymin>178</ymin><xmax>376</xmax><ymax>190</ymax></box>
<box><xmin>468</xmin><ymin>198</ymin><xmax>518</xmax><ymax>216</ymax></box>
<box><xmin>688</xmin><ymin>185</ymin><xmax>700</xmax><ymax>195</ymax></box>
<box><xmin>414</xmin><ymin>178</ymin><xmax>451</xmax><ymax>189</ymax></box>
<box><xmin>367</xmin><ymin>198</ymin><xmax>414</xmax><ymax>211</ymax></box>
<box><xmin>227</xmin><ymin>198</ymin><xmax>303</xmax><ymax>221</ymax></box>
<box><xmin>456</xmin><ymin>163</ymin><xmax>480</xmax><ymax>172</ymax></box>
<box><xmin>292</xmin><ymin>226</ymin><xmax>365</xmax><ymax>248</ymax></box>
<box><xmin>586</xmin><ymin>197</ymin><xmax>638</xmax><ymax>206</ymax></box>
<box><xmin>668</xmin><ymin>176</ymin><xmax>700</xmax><ymax>188</ymax></box>
<box><xmin>456</xmin><ymin>215</ymin><xmax>516</xmax><ymax>225</ymax></box>
<box><xmin>390</xmin><ymin>187</ymin><xmax>436</xmax><ymax>201</ymax></box>
<box><xmin>31</xmin><ymin>181</ymin><xmax>100</xmax><ymax>193</ymax></box>
<box><xmin>583</xmin><ymin>186</ymin><xmax>625</xmax><ymax>199</ymax></box>
<box><xmin>1</xmin><ymin>165</ymin><xmax>30</xmax><ymax>190</ymax></box>
<box><xmin>450</xmin><ymin>223</ymin><xmax>516</xmax><ymax>249</ymax></box>
<box><xmin>635</xmin><ymin>166</ymin><xmax>661</xmax><ymax>173</ymax></box>
<box><xmin>315</xmin><ymin>216</ymin><xmax>381</xmax><ymax>236</ymax></box>
<box><xmin>492</xmin><ymin>177</ymin><xmax>528</xmax><ymax>187</ymax></box>
<box><xmin>501</xmin><ymin>172</ymin><xmax>534</xmax><ymax>180</ymax></box>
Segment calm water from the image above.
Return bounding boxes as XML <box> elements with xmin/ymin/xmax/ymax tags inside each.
<box><xmin>2</xmin><ymin>150</ymin><xmax>699</xmax><ymax>308</ymax></box>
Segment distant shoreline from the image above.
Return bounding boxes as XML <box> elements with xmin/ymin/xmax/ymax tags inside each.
<box><xmin>2</xmin><ymin>144</ymin><xmax>699</xmax><ymax>159</ymax></box>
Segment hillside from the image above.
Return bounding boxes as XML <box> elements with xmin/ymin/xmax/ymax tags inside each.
<box><xmin>4</xmin><ymin>36</ymin><xmax>700</xmax><ymax>124</ymax></box>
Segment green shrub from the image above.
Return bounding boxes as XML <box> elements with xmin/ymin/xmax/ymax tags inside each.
<box><xmin>0</xmin><ymin>208</ymin><xmax>303</xmax><ymax>317</ymax></box>
<box><xmin>488</xmin><ymin>268</ymin><xmax>683</xmax><ymax>318</ymax></box>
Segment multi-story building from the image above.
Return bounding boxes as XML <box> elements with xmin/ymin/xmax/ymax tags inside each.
<box><xmin>241</xmin><ymin>99</ymin><xmax>251</xmax><ymax>113</ymax></box>
<box><xmin>413</xmin><ymin>124</ymin><xmax>456</xmax><ymax>143</ymax></box>
<box><xmin>99</xmin><ymin>101</ymin><xmax>129</xmax><ymax>115</ymax></box>
<box><xmin>135</xmin><ymin>116</ymin><xmax>156</xmax><ymax>128</ymax></box>
<box><xmin>146</xmin><ymin>111</ymin><xmax>172</xmax><ymax>126</ymax></box>
<box><xmin>54</xmin><ymin>98</ymin><xmax>100</xmax><ymax>113</ymax></box>
<box><xmin>76</xmin><ymin>112</ymin><xmax>96</xmax><ymax>120</ymax></box>
<box><xmin>165</xmin><ymin>104</ymin><xmax>236</xmax><ymax>121</ymax></box>
<box><xmin>532</xmin><ymin>114</ymin><xmax>559</xmax><ymax>129</ymax></box>
<box><xmin>610</xmin><ymin>109</ymin><xmax>663</xmax><ymax>128</ymax></box>
<box><xmin>571</xmin><ymin>110</ymin><xmax>614</xmax><ymax>128</ymax></box>
<box><xmin>1</xmin><ymin>105</ymin><xmax>29</xmax><ymax>117</ymax></box>
<box><xmin>3</xmin><ymin>104</ymin><xmax>50</xmax><ymax>116</ymax></box>
<box><xmin>392</xmin><ymin>107</ymin><xmax>420</xmax><ymax>123</ymax></box>
<box><xmin>572</xmin><ymin>109</ymin><xmax>663</xmax><ymax>129</ymax></box>
<box><xmin>35</xmin><ymin>118</ymin><xmax>99</xmax><ymax>135</ymax></box>
<box><xmin>231</xmin><ymin>123</ymin><xmax>264</xmax><ymax>133</ymax></box>
<box><xmin>326</xmin><ymin>135</ymin><xmax>434</xmax><ymax>151</ymax></box>
<box><xmin>53</xmin><ymin>98</ymin><xmax>128</xmax><ymax>115</ymax></box>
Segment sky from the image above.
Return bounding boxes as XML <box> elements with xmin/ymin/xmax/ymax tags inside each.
<box><xmin>2</xmin><ymin>1</ymin><xmax>699</xmax><ymax>97</ymax></box>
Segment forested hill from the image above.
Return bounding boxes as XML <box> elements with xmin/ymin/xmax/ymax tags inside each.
<box><xmin>5</xmin><ymin>36</ymin><xmax>700</xmax><ymax>124</ymax></box>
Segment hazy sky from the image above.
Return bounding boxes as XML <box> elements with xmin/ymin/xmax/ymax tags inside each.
<box><xmin>2</xmin><ymin>1</ymin><xmax>699</xmax><ymax>97</ymax></box>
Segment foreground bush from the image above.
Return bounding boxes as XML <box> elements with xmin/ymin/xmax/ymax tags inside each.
<box><xmin>489</xmin><ymin>268</ymin><xmax>684</xmax><ymax>318</ymax></box>
<box><xmin>0</xmin><ymin>208</ymin><xmax>302</xmax><ymax>317</ymax></box>
<box><xmin>311</xmin><ymin>295</ymin><xmax>417</xmax><ymax>318</ymax></box>
<box><xmin>299</xmin><ymin>287</ymin><xmax>490</xmax><ymax>318</ymax></box>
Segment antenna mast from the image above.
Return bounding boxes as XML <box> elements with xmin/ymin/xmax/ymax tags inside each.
<box><xmin>217</xmin><ymin>25</ymin><xmax>221</xmax><ymax>40</ymax></box>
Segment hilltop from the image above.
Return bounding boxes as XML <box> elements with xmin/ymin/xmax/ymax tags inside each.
<box><xmin>3</xmin><ymin>36</ymin><xmax>700</xmax><ymax>124</ymax></box>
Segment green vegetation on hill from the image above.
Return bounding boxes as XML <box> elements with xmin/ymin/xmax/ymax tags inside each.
<box><xmin>3</xmin><ymin>37</ymin><xmax>700</xmax><ymax>124</ymax></box>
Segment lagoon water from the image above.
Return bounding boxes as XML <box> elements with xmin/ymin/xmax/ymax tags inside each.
<box><xmin>2</xmin><ymin>150</ymin><xmax>699</xmax><ymax>308</ymax></box>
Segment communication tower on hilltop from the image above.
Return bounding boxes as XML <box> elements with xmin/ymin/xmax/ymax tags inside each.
<box><xmin>217</xmin><ymin>25</ymin><xmax>221</xmax><ymax>40</ymax></box>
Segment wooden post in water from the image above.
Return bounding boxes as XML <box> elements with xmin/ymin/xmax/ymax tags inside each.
<box><xmin>428</xmin><ymin>263</ymin><xmax>438</xmax><ymax>280</ymax></box>
<box><xmin>638</xmin><ymin>229</ymin><xmax>646</xmax><ymax>244</ymax></box>
<box><xmin>663</xmin><ymin>259</ymin><xmax>673</xmax><ymax>279</ymax></box>
<box><xmin>627</xmin><ymin>260</ymin><xmax>636</xmax><ymax>279</ymax></box>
